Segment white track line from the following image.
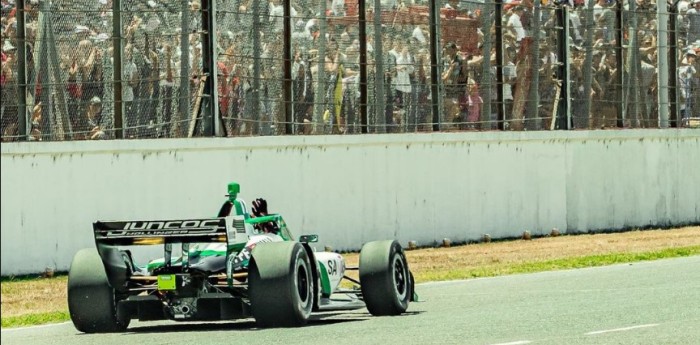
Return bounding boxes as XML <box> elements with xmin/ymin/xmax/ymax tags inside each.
<box><xmin>1</xmin><ymin>321</ymin><xmax>71</xmax><ymax>332</ymax></box>
<box><xmin>488</xmin><ymin>341</ymin><xmax>532</xmax><ymax>345</ymax></box>
<box><xmin>585</xmin><ymin>323</ymin><xmax>659</xmax><ymax>335</ymax></box>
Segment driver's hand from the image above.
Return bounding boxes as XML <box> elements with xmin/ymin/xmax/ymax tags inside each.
<box><xmin>251</xmin><ymin>198</ymin><xmax>268</xmax><ymax>217</ymax></box>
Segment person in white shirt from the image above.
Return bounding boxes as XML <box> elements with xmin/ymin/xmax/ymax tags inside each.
<box><xmin>394</xmin><ymin>46</ymin><xmax>414</xmax><ymax>109</ymax></box>
<box><xmin>507</xmin><ymin>6</ymin><xmax>527</xmax><ymax>44</ymax></box>
<box><xmin>679</xmin><ymin>49</ymin><xmax>697</xmax><ymax>123</ymax></box>
<box><xmin>331</xmin><ymin>0</ymin><xmax>345</xmax><ymax>16</ymax></box>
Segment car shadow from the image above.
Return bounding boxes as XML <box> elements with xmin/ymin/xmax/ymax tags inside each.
<box><xmin>111</xmin><ymin>310</ymin><xmax>424</xmax><ymax>335</ymax></box>
<box><xmin>118</xmin><ymin>313</ymin><xmax>371</xmax><ymax>334</ymax></box>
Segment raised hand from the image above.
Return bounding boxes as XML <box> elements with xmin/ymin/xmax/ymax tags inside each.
<box><xmin>251</xmin><ymin>198</ymin><xmax>268</xmax><ymax>217</ymax></box>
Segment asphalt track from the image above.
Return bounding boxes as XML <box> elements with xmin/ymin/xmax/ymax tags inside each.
<box><xmin>3</xmin><ymin>256</ymin><xmax>699</xmax><ymax>345</ymax></box>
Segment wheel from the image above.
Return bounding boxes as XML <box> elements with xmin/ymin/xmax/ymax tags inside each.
<box><xmin>249</xmin><ymin>242</ymin><xmax>314</xmax><ymax>327</ymax></box>
<box><xmin>67</xmin><ymin>248</ymin><xmax>130</xmax><ymax>333</ymax></box>
<box><xmin>359</xmin><ymin>240</ymin><xmax>410</xmax><ymax>316</ymax></box>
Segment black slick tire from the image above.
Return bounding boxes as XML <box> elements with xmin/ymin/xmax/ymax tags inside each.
<box><xmin>67</xmin><ymin>248</ymin><xmax>130</xmax><ymax>333</ymax></box>
<box><xmin>249</xmin><ymin>242</ymin><xmax>314</xmax><ymax>327</ymax></box>
<box><xmin>359</xmin><ymin>240</ymin><xmax>410</xmax><ymax>316</ymax></box>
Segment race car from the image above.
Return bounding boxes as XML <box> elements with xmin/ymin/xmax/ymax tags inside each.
<box><xmin>67</xmin><ymin>182</ymin><xmax>416</xmax><ymax>332</ymax></box>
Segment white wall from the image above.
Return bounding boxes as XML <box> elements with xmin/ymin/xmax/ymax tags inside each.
<box><xmin>2</xmin><ymin>130</ymin><xmax>698</xmax><ymax>276</ymax></box>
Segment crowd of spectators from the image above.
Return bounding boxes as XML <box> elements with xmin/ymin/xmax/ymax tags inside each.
<box><xmin>1</xmin><ymin>0</ymin><xmax>697</xmax><ymax>141</ymax></box>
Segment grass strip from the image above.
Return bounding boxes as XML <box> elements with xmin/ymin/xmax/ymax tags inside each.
<box><xmin>1</xmin><ymin>311</ymin><xmax>70</xmax><ymax>329</ymax></box>
<box><xmin>415</xmin><ymin>245</ymin><xmax>700</xmax><ymax>282</ymax></box>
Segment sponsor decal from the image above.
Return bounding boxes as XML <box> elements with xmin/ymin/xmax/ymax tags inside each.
<box><xmin>97</xmin><ymin>219</ymin><xmax>224</xmax><ymax>238</ymax></box>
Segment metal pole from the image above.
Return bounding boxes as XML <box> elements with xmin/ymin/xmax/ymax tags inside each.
<box><xmin>527</xmin><ymin>0</ymin><xmax>542</xmax><ymax>130</ymax></box>
<box><xmin>582</xmin><ymin>0</ymin><xmax>595</xmax><ymax>129</ymax></box>
<box><xmin>36</xmin><ymin>4</ymin><xmax>51</xmax><ymax>138</ymax></box>
<box><xmin>113</xmin><ymin>0</ymin><xmax>124</xmax><ymax>139</ymax></box>
<box><xmin>17</xmin><ymin>0</ymin><xmax>28</xmax><ymax>140</ymax></box>
<box><xmin>179</xmin><ymin>0</ymin><xmax>191</xmax><ymax>137</ymax></box>
<box><xmin>313</xmin><ymin>1</ymin><xmax>328</xmax><ymax>134</ymax></box>
<box><xmin>657</xmin><ymin>0</ymin><xmax>669</xmax><ymax>128</ymax></box>
<box><xmin>46</xmin><ymin>11</ymin><xmax>71</xmax><ymax>139</ymax></box>
<box><xmin>628</xmin><ymin>0</ymin><xmax>640</xmax><ymax>127</ymax></box>
<box><xmin>481</xmin><ymin>0</ymin><xmax>493</xmax><ymax>129</ymax></box>
<box><xmin>668</xmin><ymin>1</ymin><xmax>679</xmax><ymax>127</ymax></box>
<box><xmin>201</xmin><ymin>0</ymin><xmax>219</xmax><ymax>136</ymax></box>
<box><xmin>283</xmin><ymin>0</ymin><xmax>292</xmax><ymax>134</ymax></box>
<box><xmin>495</xmin><ymin>0</ymin><xmax>505</xmax><ymax>130</ymax></box>
<box><xmin>252</xmin><ymin>0</ymin><xmax>262</xmax><ymax>135</ymax></box>
<box><xmin>359</xmin><ymin>0</ymin><xmax>368</xmax><ymax>133</ymax></box>
<box><xmin>558</xmin><ymin>6</ymin><xmax>571</xmax><ymax>129</ymax></box>
<box><xmin>615</xmin><ymin>1</ymin><xmax>624</xmax><ymax>127</ymax></box>
<box><xmin>429</xmin><ymin>0</ymin><xmax>441</xmax><ymax>131</ymax></box>
<box><xmin>373</xmin><ymin>0</ymin><xmax>386</xmax><ymax>133</ymax></box>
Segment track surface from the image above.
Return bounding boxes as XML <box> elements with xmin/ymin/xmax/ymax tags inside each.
<box><xmin>3</xmin><ymin>256</ymin><xmax>699</xmax><ymax>345</ymax></box>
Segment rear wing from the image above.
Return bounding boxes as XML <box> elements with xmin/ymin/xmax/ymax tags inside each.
<box><xmin>93</xmin><ymin>216</ymin><xmax>246</xmax><ymax>246</ymax></box>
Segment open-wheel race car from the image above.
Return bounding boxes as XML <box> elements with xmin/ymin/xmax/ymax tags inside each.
<box><xmin>67</xmin><ymin>182</ymin><xmax>416</xmax><ymax>332</ymax></box>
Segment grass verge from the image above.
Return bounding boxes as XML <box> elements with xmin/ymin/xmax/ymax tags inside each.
<box><xmin>1</xmin><ymin>311</ymin><xmax>70</xmax><ymax>329</ymax></box>
<box><xmin>414</xmin><ymin>245</ymin><xmax>700</xmax><ymax>282</ymax></box>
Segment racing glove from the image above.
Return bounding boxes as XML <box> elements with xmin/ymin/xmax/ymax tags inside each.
<box><xmin>251</xmin><ymin>198</ymin><xmax>268</xmax><ymax>217</ymax></box>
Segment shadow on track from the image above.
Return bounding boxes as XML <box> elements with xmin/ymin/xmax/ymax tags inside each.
<box><xmin>117</xmin><ymin>312</ymin><xmax>377</xmax><ymax>334</ymax></box>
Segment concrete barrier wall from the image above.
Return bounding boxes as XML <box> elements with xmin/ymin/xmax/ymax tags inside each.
<box><xmin>2</xmin><ymin>130</ymin><xmax>698</xmax><ymax>276</ymax></box>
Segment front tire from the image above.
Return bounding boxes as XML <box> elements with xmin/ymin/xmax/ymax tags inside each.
<box><xmin>67</xmin><ymin>248</ymin><xmax>130</xmax><ymax>333</ymax></box>
<box><xmin>249</xmin><ymin>242</ymin><xmax>314</xmax><ymax>327</ymax></box>
<box><xmin>359</xmin><ymin>240</ymin><xmax>411</xmax><ymax>316</ymax></box>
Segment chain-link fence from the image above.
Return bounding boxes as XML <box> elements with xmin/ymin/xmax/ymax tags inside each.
<box><xmin>2</xmin><ymin>0</ymin><xmax>698</xmax><ymax>141</ymax></box>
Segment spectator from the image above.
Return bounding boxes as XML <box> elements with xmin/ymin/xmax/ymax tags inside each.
<box><xmin>596</xmin><ymin>0</ymin><xmax>616</xmax><ymax>44</ymax></box>
<box><xmin>686</xmin><ymin>0</ymin><xmax>700</xmax><ymax>46</ymax></box>
<box><xmin>465</xmin><ymin>81</ymin><xmax>482</xmax><ymax>127</ymax></box>
<box><xmin>393</xmin><ymin>45</ymin><xmax>414</xmax><ymax>128</ymax></box>
<box><xmin>123</xmin><ymin>44</ymin><xmax>139</xmax><ymax>138</ymax></box>
<box><xmin>679</xmin><ymin>49</ymin><xmax>697</xmax><ymax>124</ymax></box>
<box><xmin>1</xmin><ymin>43</ymin><xmax>18</xmax><ymax>138</ymax></box>
<box><xmin>506</xmin><ymin>6</ymin><xmax>527</xmax><ymax>45</ymax></box>
<box><xmin>86</xmin><ymin>96</ymin><xmax>106</xmax><ymax>140</ymax></box>
<box><xmin>29</xmin><ymin>102</ymin><xmax>42</xmax><ymax>141</ymax></box>
<box><xmin>159</xmin><ymin>44</ymin><xmax>177</xmax><ymax>138</ymax></box>
<box><xmin>441</xmin><ymin>42</ymin><xmax>468</xmax><ymax>129</ymax></box>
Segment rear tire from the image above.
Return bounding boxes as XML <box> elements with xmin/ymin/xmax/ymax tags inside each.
<box><xmin>359</xmin><ymin>240</ymin><xmax>410</xmax><ymax>316</ymax></box>
<box><xmin>249</xmin><ymin>242</ymin><xmax>314</xmax><ymax>327</ymax></box>
<box><xmin>67</xmin><ymin>248</ymin><xmax>130</xmax><ymax>333</ymax></box>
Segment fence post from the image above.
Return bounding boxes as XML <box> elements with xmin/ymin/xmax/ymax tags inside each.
<box><xmin>373</xmin><ymin>0</ymin><xmax>386</xmax><ymax>134</ymax></box>
<box><xmin>615</xmin><ymin>0</ymin><xmax>624</xmax><ymax>127</ymax></box>
<box><xmin>359</xmin><ymin>0</ymin><xmax>368</xmax><ymax>134</ymax></box>
<box><xmin>527</xmin><ymin>0</ymin><xmax>542</xmax><ymax>130</ymax></box>
<box><xmin>112</xmin><ymin>0</ymin><xmax>124</xmax><ymax>139</ymax></box>
<box><xmin>557</xmin><ymin>6</ymin><xmax>571</xmax><ymax>130</ymax></box>
<box><xmin>283</xmin><ymin>0</ymin><xmax>292</xmax><ymax>135</ymax></box>
<box><xmin>668</xmin><ymin>1</ymin><xmax>679</xmax><ymax>127</ymax></box>
<box><xmin>657</xmin><ymin>0</ymin><xmax>669</xmax><ymax>128</ymax></box>
<box><xmin>582</xmin><ymin>0</ymin><xmax>595</xmax><ymax>129</ymax></box>
<box><xmin>429</xmin><ymin>0</ymin><xmax>441</xmax><ymax>131</ymax></box>
<box><xmin>17</xmin><ymin>0</ymin><xmax>28</xmax><ymax>140</ymax></box>
<box><xmin>200</xmin><ymin>0</ymin><xmax>219</xmax><ymax>136</ymax></box>
<box><xmin>178</xmin><ymin>0</ymin><xmax>191</xmax><ymax>137</ymax></box>
<box><xmin>481</xmin><ymin>0</ymin><xmax>494</xmax><ymax>130</ymax></box>
<box><xmin>495</xmin><ymin>0</ymin><xmax>505</xmax><ymax>130</ymax></box>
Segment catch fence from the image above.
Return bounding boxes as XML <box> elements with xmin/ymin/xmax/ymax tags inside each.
<box><xmin>1</xmin><ymin>0</ymin><xmax>697</xmax><ymax>141</ymax></box>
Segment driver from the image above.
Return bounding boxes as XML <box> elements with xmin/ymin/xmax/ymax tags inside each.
<box><xmin>218</xmin><ymin>183</ymin><xmax>279</xmax><ymax>234</ymax></box>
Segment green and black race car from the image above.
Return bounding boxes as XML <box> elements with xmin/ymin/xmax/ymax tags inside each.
<box><xmin>67</xmin><ymin>182</ymin><xmax>416</xmax><ymax>332</ymax></box>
